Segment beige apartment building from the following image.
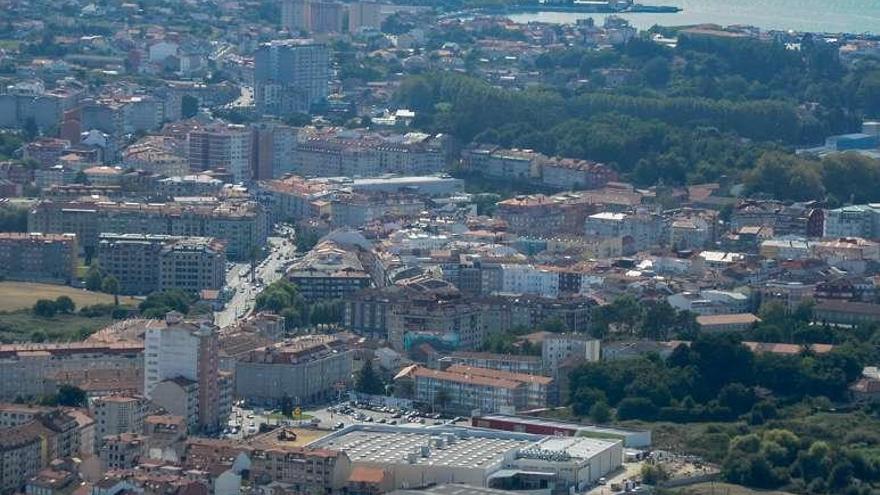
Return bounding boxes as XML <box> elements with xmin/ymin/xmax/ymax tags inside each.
<box><xmin>98</xmin><ymin>233</ymin><xmax>226</xmax><ymax>295</ymax></box>
<box><xmin>0</xmin><ymin>342</ymin><xmax>144</xmax><ymax>401</ymax></box>
<box><xmin>28</xmin><ymin>198</ymin><xmax>266</xmax><ymax>261</ymax></box>
<box><xmin>233</xmin><ymin>335</ymin><xmax>354</xmax><ymax>406</ymax></box>
<box><xmin>0</xmin><ymin>232</ymin><xmax>78</xmax><ymax>284</ymax></box>
<box><xmin>398</xmin><ymin>364</ymin><xmax>551</xmax><ymax>414</ymax></box>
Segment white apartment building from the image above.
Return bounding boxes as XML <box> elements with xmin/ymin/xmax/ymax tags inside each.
<box><xmin>541</xmin><ymin>334</ymin><xmax>600</xmax><ymax>376</ymax></box>
<box><xmin>144</xmin><ymin>312</ymin><xmax>225</xmax><ymax>433</ymax></box>
<box><xmin>824</xmin><ymin>204</ymin><xmax>880</xmax><ymax>239</ymax></box>
<box><xmin>499</xmin><ymin>264</ymin><xmax>559</xmax><ymax>298</ymax></box>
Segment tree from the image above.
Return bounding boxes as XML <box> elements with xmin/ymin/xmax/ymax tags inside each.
<box><xmin>139</xmin><ymin>289</ymin><xmax>195</xmax><ymax>318</ymax></box>
<box><xmin>54</xmin><ymin>296</ymin><xmax>75</xmax><ymax>314</ymax></box>
<box><xmin>355</xmin><ymin>359</ymin><xmax>384</xmax><ymax>395</ymax></box>
<box><xmin>616</xmin><ymin>397</ymin><xmax>658</xmax><ymax>420</ymax></box>
<box><xmin>85</xmin><ymin>264</ymin><xmax>104</xmax><ymax>291</ymax></box>
<box><xmin>181</xmin><ymin>95</ymin><xmax>199</xmax><ymax>119</ymax></box>
<box><xmin>641</xmin><ymin>463</ymin><xmax>671</xmax><ymax>485</ymax></box>
<box><xmin>33</xmin><ymin>299</ymin><xmax>58</xmax><ymax>317</ymax></box>
<box><xmin>102</xmin><ymin>275</ymin><xmax>120</xmax><ymax>306</ymax></box>
<box><xmin>284</xmin><ymin>113</ymin><xmax>312</xmax><ymax>127</ymax></box>
<box><xmin>74</xmin><ymin>170</ymin><xmax>89</xmax><ymax>185</ymax></box>
<box><xmin>589</xmin><ymin>401</ymin><xmax>612</xmax><ymax>423</ymax></box>
<box><xmin>642</xmin><ymin>56</ymin><xmax>671</xmax><ymax>87</ymax></box>
<box><xmin>56</xmin><ymin>385</ymin><xmax>86</xmax><ymax>407</ymax></box>
<box><xmin>541</xmin><ymin>317</ymin><xmax>567</xmax><ymax>333</ymax></box>
<box><xmin>717</xmin><ymin>383</ymin><xmax>757</xmax><ymax>415</ymax></box>
<box><xmin>280</xmin><ymin>394</ymin><xmax>294</xmax><ymax>418</ymax></box>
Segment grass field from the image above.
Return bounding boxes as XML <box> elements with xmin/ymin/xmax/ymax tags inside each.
<box><xmin>670</xmin><ymin>482</ymin><xmax>794</xmax><ymax>495</ymax></box>
<box><xmin>0</xmin><ymin>282</ymin><xmax>136</xmax><ymax>312</ymax></box>
<box><xmin>0</xmin><ymin>311</ymin><xmax>115</xmax><ymax>343</ymax></box>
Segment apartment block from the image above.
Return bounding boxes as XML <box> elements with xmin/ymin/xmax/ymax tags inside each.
<box><xmin>0</xmin><ymin>81</ymin><xmax>81</xmax><ymax>130</ymax></box>
<box><xmin>187</xmin><ymin>123</ymin><xmax>253</xmax><ymax>183</ymax></box>
<box><xmin>255</xmin><ymin>39</ymin><xmax>330</xmax><ymax>116</ymax></box>
<box><xmin>286</xmin><ymin>240</ymin><xmax>372</xmax><ymax>301</ymax></box>
<box><xmin>122</xmin><ymin>136</ymin><xmax>190</xmax><ymax>178</ymax></box>
<box><xmin>0</xmin><ymin>426</ymin><xmax>43</xmax><ymax>494</ymax></box>
<box><xmin>541</xmin><ymin>334</ymin><xmax>600</xmax><ymax>372</ymax></box>
<box><xmin>0</xmin><ymin>233</ymin><xmax>77</xmax><ymax>284</ymax></box>
<box><xmin>29</xmin><ymin>198</ymin><xmax>266</xmax><ymax>261</ymax></box>
<box><xmin>144</xmin><ymin>312</ymin><xmax>226</xmax><ymax>433</ymax></box>
<box><xmin>584</xmin><ymin>210</ymin><xmax>665</xmax><ymax>254</ymax></box>
<box><xmin>251</xmin><ymin>122</ymin><xmax>298</xmax><ymax>179</ymax></box>
<box><xmin>0</xmin><ymin>342</ymin><xmax>144</xmax><ymax>401</ymax></box>
<box><xmin>90</xmin><ymin>395</ymin><xmax>149</xmax><ymax>447</ymax></box>
<box><xmin>99</xmin><ymin>433</ymin><xmax>147</xmax><ymax>471</ymax></box>
<box><xmin>438</xmin><ymin>352</ymin><xmax>545</xmax><ymax>375</ymax></box>
<box><xmin>398</xmin><ymin>364</ymin><xmax>551</xmax><ymax>414</ymax></box>
<box><xmin>281</xmin><ymin>0</ymin><xmax>346</xmax><ymax>34</ymax></box>
<box><xmin>825</xmin><ymin>204</ymin><xmax>880</xmax><ymax>239</ymax></box>
<box><xmin>462</xmin><ymin>146</ymin><xmax>617</xmax><ymax>190</ymax></box>
<box><xmin>291</xmin><ymin>128</ymin><xmax>447</xmax><ymax>178</ymax></box>
<box><xmin>348</xmin><ymin>1</ymin><xmax>385</xmax><ymax>32</ymax></box>
<box><xmin>98</xmin><ymin>233</ymin><xmax>226</xmax><ymax>295</ymax></box>
<box><xmin>233</xmin><ymin>335</ymin><xmax>354</xmax><ymax>406</ymax></box>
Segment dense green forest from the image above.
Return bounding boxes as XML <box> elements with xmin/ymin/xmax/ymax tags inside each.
<box><xmin>395</xmin><ymin>34</ymin><xmax>880</xmax><ymax>193</ymax></box>
<box><xmin>568</xmin><ymin>322</ymin><xmax>880</xmax><ymax>494</ymax></box>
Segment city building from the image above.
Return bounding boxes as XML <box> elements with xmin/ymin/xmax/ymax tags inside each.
<box><xmin>187</xmin><ymin>123</ymin><xmax>253</xmax><ymax>183</ymax></box>
<box><xmin>472</xmin><ymin>414</ymin><xmax>651</xmax><ymax>448</ymax></box>
<box><xmin>311</xmin><ymin>424</ymin><xmax>623</xmax><ymax>492</ymax></box>
<box><xmin>251</xmin><ymin>122</ymin><xmax>298</xmax><ymax>180</ymax></box>
<box><xmin>0</xmin><ymin>341</ymin><xmax>144</xmax><ymax>401</ymax></box>
<box><xmin>438</xmin><ymin>352</ymin><xmax>545</xmax><ymax>375</ymax></box>
<box><xmin>29</xmin><ymin>198</ymin><xmax>267</xmax><ymax>261</ymax></box>
<box><xmin>286</xmin><ymin>240</ymin><xmax>373</xmax><ymax>301</ymax></box>
<box><xmin>150</xmin><ymin>377</ymin><xmax>199</xmax><ymax>432</ymax></box>
<box><xmin>348</xmin><ymin>1</ymin><xmax>385</xmax><ymax>32</ymax></box>
<box><xmin>90</xmin><ymin>395</ymin><xmax>149</xmax><ymax>448</ymax></box>
<box><xmin>156</xmin><ymin>174</ymin><xmax>225</xmax><ymax>199</ymax></box>
<box><xmin>122</xmin><ymin>136</ymin><xmax>190</xmax><ymax>177</ymax></box>
<box><xmin>541</xmin><ymin>334</ymin><xmax>601</xmax><ymax>373</ymax></box>
<box><xmin>255</xmin><ymin>39</ymin><xmax>330</xmax><ymax>116</ymax></box>
<box><xmin>233</xmin><ymin>335</ymin><xmax>354</xmax><ymax>406</ymax></box>
<box><xmin>99</xmin><ymin>433</ymin><xmax>146</xmax><ymax>471</ymax></box>
<box><xmin>98</xmin><ymin>233</ymin><xmax>226</xmax><ymax>295</ymax></box>
<box><xmin>584</xmin><ymin>210</ymin><xmax>665</xmax><ymax>254</ymax></box>
<box><xmin>0</xmin><ymin>426</ymin><xmax>43</xmax><ymax>494</ymax></box>
<box><xmin>396</xmin><ymin>364</ymin><xmax>549</xmax><ymax>414</ymax></box>
<box><xmin>282</xmin><ymin>0</ymin><xmax>347</xmax><ymax>33</ymax></box>
<box><xmin>499</xmin><ymin>264</ymin><xmax>560</xmax><ymax>298</ymax></box>
<box><xmin>144</xmin><ymin>312</ymin><xmax>227</xmax><ymax>433</ymax></box>
<box><xmin>813</xmin><ymin>300</ymin><xmax>880</xmax><ymax>326</ymax></box>
<box><xmin>667</xmin><ymin>289</ymin><xmax>750</xmax><ymax>316</ymax></box>
<box><xmin>695</xmin><ymin>313</ymin><xmax>761</xmax><ymax>333</ymax></box>
<box><xmin>0</xmin><ymin>233</ymin><xmax>78</xmax><ymax>284</ymax></box>
<box><xmin>461</xmin><ymin>146</ymin><xmax>617</xmax><ymax>191</ymax></box>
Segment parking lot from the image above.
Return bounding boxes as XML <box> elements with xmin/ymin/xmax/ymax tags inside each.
<box><xmin>310</xmin><ymin>401</ymin><xmax>470</xmax><ymax>430</ymax></box>
<box><xmin>223</xmin><ymin>401</ymin><xmax>470</xmax><ymax>440</ymax></box>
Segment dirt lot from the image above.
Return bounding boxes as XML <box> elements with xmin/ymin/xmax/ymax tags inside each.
<box><xmin>0</xmin><ymin>282</ymin><xmax>135</xmax><ymax>312</ymax></box>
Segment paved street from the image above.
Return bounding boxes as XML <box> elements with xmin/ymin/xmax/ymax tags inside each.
<box><xmin>214</xmin><ymin>226</ymin><xmax>297</xmax><ymax>328</ymax></box>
